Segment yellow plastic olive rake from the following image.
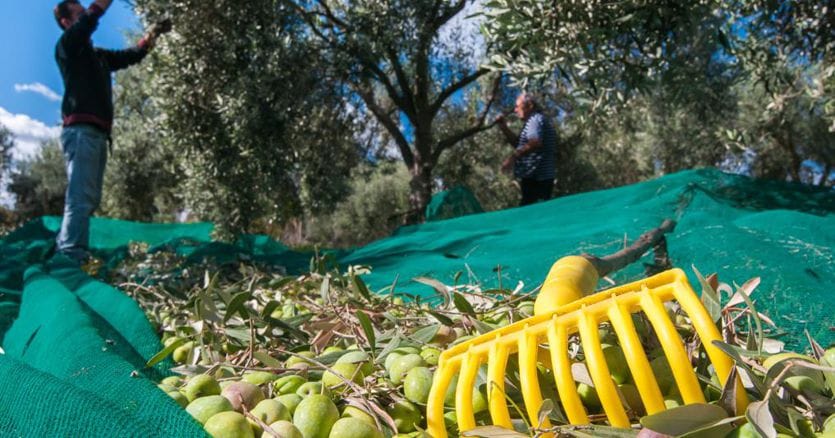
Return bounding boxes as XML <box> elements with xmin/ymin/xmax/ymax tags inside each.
<box><xmin>426</xmin><ymin>256</ymin><xmax>748</xmax><ymax>436</ymax></box>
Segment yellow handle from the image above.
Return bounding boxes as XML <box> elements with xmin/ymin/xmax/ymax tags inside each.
<box><xmin>535</xmin><ymin>256</ymin><xmax>599</xmax><ymax>316</ymax></box>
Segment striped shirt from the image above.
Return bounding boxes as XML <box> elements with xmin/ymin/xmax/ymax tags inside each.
<box><xmin>514</xmin><ymin>112</ymin><xmax>556</xmax><ymax>181</ymax></box>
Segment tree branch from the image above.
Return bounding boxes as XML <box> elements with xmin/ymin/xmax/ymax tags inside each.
<box><xmin>356</xmin><ymin>85</ymin><xmax>414</xmax><ymax>167</ymax></box>
<box><xmin>432</xmin><ymin>74</ymin><xmax>502</xmax><ymax>162</ymax></box>
<box><xmin>583</xmin><ymin>219</ymin><xmax>677</xmax><ymax>277</ymax></box>
<box><xmin>314</xmin><ymin>0</ymin><xmax>350</xmax><ymax>30</ymax></box>
<box><xmin>385</xmin><ymin>46</ymin><xmax>417</xmax><ymax>120</ymax></box>
<box><xmin>429</xmin><ymin>68</ymin><xmax>489</xmax><ymax>116</ymax></box>
<box><xmin>432</xmin><ymin>0</ymin><xmax>468</xmax><ymax>33</ymax></box>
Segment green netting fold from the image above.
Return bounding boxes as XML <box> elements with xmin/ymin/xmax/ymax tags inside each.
<box><xmin>425</xmin><ymin>186</ymin><xmax>484</xmax><ymax>222</ymax></box>
<box><xmin>1</xmin><ymin>265</ymin><xmax>205</xmax><ymax>437</ymax></box>
<box><xmin>0</xmin><ymin>354</ymin><xmax>196</xmax><ymax>437</ymax></box>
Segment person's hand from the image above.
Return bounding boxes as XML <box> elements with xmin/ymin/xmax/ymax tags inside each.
<box><xmin>501</xmin><ymin>154</ymin><xmax>515</xmax><ymax>173</ymax></box>
<box><xmin>148</xmin><ymin>18</ymin><xmax>172</xmax><ymax>39</ymax></box>
<box><xmin>143</xmin><ymin>19</ymin><xmax>172</xmax><ymax>50</ymax></box>
<box><xmin>494</xmin><ymin>113</ymin><xmax>508</xmax><ymax>126</ymax></box>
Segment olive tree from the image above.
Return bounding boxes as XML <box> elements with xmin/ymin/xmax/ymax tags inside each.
<box><xmin>132</xmin><ymin>0</ymin><xmax>360</xmax><ymax>238</ymax></box>
<box><xmin>0</xmin><ymin>124</ymin><xmax>12</xmax><ymax>177</ymax></box>
<box><xmin>288</xmin><ymin>0</ymin><xmax>502</xmax><ymax>223</ymax></box>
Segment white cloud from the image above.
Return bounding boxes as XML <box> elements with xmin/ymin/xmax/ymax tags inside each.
<box><xmin>14</xmin><ymin>82</ymin><xmax>62</xmax><ymax>102</ymax></box>
<box><xmin>0</xmin><ymin>107</ymin><xmax>61</xmax><ymax>160</ymax></box>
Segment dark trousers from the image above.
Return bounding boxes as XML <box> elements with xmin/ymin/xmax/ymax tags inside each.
<box><xmin>520</xmin><ymin>178</ymin><xmax>554</xmax><ymax>206</ymax></box>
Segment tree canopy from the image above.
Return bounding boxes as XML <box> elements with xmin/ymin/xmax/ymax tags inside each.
<box><xmin>10</xmin><ymin>0</ymin><xmax>831</xmax><ymax>242</ymax></box>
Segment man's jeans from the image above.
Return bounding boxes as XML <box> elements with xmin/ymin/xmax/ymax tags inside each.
<box><xmin>55</xmin><ymin>124</ymin><xmax>108</xmax><ymax>262</ymax></box>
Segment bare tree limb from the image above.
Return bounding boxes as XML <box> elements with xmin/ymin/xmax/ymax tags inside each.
<box><xmin>385</xmin><ymin>46</ymin><xmax>417</xmax><ymax>120</ymax></box>
<box><xmin>432</xmin><ymin>0</ymin><xmax>468</xmax><ymax>33</ymax></box>
<box><xmin>356</xmin><ymin>85</ymin><xmax>414</xmax><ymax>167</ymax></box>
<box><xmin>430</xmin><ymin>68</ymin><xmax>489</xmax><ymax>116</ymax></box>
<box><xmin>291</xmin><ymin>0</ymin><xmax>411</xmax><ymax>114</ymax></box>
<box><xmin>432</xmin><ymin>74</ymin><xmax>502</xmax><ymax>162</ymax></box>
<box><xmin>583</xmin><ymin>219</ymin><xmax>677</xmax><ymax>277</ymax></box>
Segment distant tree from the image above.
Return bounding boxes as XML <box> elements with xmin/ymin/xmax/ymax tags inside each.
<box><xmin>8</xmin><ymin>139</ymin><xmax>66</xmax><ymax>220</ymax></box>
<box><xmin>132</xmin><ymin>0</ymin><xmax>307</xmax><ymax>238</ymax></box>
<box><xmin>725</xmin><ymin>1</ymin><xmax>835</xmax><ymax>184</ymax></box>
<box><xmin>480</xmin><ymin>1</ymin><xmax>723</xmax><ymax>94</ymax></box>
<box><xmin>289</xmin><ymin>0</ymin><xmax>502</xmax><ymax>223</ymax></box>
<box><xmin>725</xmin><ymin>74</ymin><xmax>834</xmax><ymax>185</ymax></box>
<box><xmin>0</xmin><ymin>124</ymin><xmax>12</xmax><ymax>174</ymax></box>
<box><xmin>306</xmin><ymin>161</ymin><xmax>411</xmax><ymax>247</ymax></box>
<box><xmin>479</xmin><ymin>0</ymin><xmax>741</xmax><ymax>182</ymax></box>
<box><xmin>132</xmin><ymin>0</ymin><xmax>361</xmax><ymax>238</ymax></box>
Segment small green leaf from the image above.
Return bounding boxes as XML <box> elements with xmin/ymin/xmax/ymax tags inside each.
<box><xmin>351</xmin><ymin>275</ymin><xmax>372</xmax><ymax>301</ymax></box>
<box><xmin>718</xmin><ymin>366</ymin><xmax>740</xmax><ymax>416</ymax></box>
<box><xmin>462</xmin><ymin>426</ymin><xmax>528</xmax><ymax>437</ymax></box>
<box><xmin>537</xmin><ymin>399</ymin><xmax>556</xmax><ymax>429</ymax></box>
<box><xmin>453</xmin><ymin>292</ymin><xmax>477</xmax><ymax>316</ymax></box>
<box><xmin>375</xmin><ymin>333</ymin><xmax>402</xmax><ymax>364</ymax></box>
<box><xmin>679</xmin><ymin>416</ymin><xmax>743</xmax><ymax>438</ymax></box>
<box><xmin>410</xmin><ymin>324</ymin><xmax>441</xmax><ymax>344</ymax></box>
<box><xmin>264</xmin><ymin>316</ymin><xmax>310</xmax><ymax>342</ymax></box>
<box><xmin>224</xmin><ymin>291</ymin><xmax>251</xmax><ymax>323</ymax></box>
<box><xmin>614</xmin><ymin>13</ymin><xmax>634</xmax><ymax>24</ymax></box>
<box><xmin>473</xmin><ymin>319</ymin><xmax>497</xmax><ymax>335</ymax></box>
<box><xmin>552</xmin><ymin>424</ymin><xmax>639</xmax><ymax>437</ymax></box>
<box><xmin>413</xmin><ymin>277</ymin><xmax>450</xmax><ymax>306</ymax></box>
<box><xmin>356</xmin><ymin>310</ymin><xmax>376</xmax><ymax>351</ymax></box>
<box><xmin>225</xmin><ymin>327</ymin><xmax>251</xmax><ymax>342</ymax></box>
<box><xmin>736</xmin><ymin>278</ymin><xmax>763</xmax><ymax>355</ymax></box>
<box><xmin>315</xmin><ymin>350</ymin><xmax>348</xmax><ymax>365</ymax></box>
<box><xmin>268</xmin><ymin>276</ymin><xmax>294</xmax><ymax>289</ymax></box>
<box><xmin>746</xmin><ymin>400</ymin><xmax>777</xmax><ymax>438</ymax></box>
<box><xmin>711</xmin><ymin>341</ymin><xmax>767</xmax><ymax>396</ymax></box>
<box><xmin>640</xmin><ymin>404</ymin><xmax>729</xmax><ymax>436</ymax></box>
<box><xmin>428</xmin><ymin>310</ymin><xmax>455</xmax><ymax>326</ymax></box>
<box><xmin>320</xmin><ymin>276</ymin><xmax>330</xmax><ymax>303</ymax></box>
<box><xmin>146</xmin><ymin>337</ymin><xmax>187</xmax><ymax>368</ymax></box>
<box><xmin>261</xmin><ymin>300</ymin><xmax>280</xmax><ymax>319</ymax></box>
<box><xmin>693</xmin><ymin>265</ymin><xmax>721</xmax><ymax>322</ymax></box>
<box><xmin>253</xmin><ymin>351</ymin><xmax>282</xmax><ymax>368</ymax></box>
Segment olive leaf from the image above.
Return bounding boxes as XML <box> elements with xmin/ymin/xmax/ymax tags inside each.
<box><xmin>640</xmin><ymin>404</ymin><xmax>729</xmax><ymax>436</ymax></box>
<box><xmin>145</xmin><ymin>337</ymin><xmax>187</xmax><ymax>368</ymax></box>
<box><xmin>461</xmin><ymin>426</ymin><xmax>528</xmax><ymax>437</ymax></box>
<box><xmin>746</xmin><ymin>400</ymin><xmax>777</xmax><ymax>438</ymax></box>
<box><xmin>356</xmin><ymin>310</ymin><xmax>376</xmax><ymax>351</ymax></box>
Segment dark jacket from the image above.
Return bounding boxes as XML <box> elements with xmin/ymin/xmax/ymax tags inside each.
<box><xmin>55</xmin><ymin>4</ymin><xmax>148</xmax><ymax>133</ymax></box>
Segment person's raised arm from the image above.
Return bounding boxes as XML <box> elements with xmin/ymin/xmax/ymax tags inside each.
<box><xmin>92</xmin><ymin>0</ymin><xmax>114</xmax><ymax>12</ymax></box>
<box><xmin>101</xmin><ymin>19</ymin><xmax>171</xmax><ymax>71</ymax></box>
<box><xmin>494</xmin><ymin>114</ymin><xmax>519</xmax><ymax>148</ymax></box>
<box><xmin>59</xmin><ymin>1</ymin><xmax>113</xmax><ymax>54</ymax></box>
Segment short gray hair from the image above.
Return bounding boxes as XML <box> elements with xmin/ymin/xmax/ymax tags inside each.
<box><xmin>518</xmin><ymin>92</ymin><xmax>541</xmax><ymax>111</ymax></box>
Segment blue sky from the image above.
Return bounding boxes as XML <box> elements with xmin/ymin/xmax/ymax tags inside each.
<box><xmin>0</xmin><ymin>1</ymin><xmax>138</xmax><ymax>159</ymax></box>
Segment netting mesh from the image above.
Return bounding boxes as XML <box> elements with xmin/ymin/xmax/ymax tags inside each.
<box><xmin>344</xmin><ymin>169</ymin><xmax>834</xmax><ymax>345</ymax></box>
<box><xmin>0</xmin><ymin>168</ymin><xmax>831</xmax><ymax>435</ymax></box>
<box><xmin>425</xmin><ymin>186</ymin><xmax>484</xmax><ymax>222</ymax></box>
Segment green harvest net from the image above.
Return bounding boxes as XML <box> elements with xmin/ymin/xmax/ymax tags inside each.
<box><xmin>424</xmin><ymin>186</ymin><xmax>484</xmax><ymax>222</ymax></box>
<box><xmin>0</xmin><ymin>168</ymin><xmax>832</xmax><ymax>435</ymax></box>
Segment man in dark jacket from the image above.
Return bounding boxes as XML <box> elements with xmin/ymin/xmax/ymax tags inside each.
<box><xmin>53</xmin><ymin>0</ymin><xmax>170</xmax><ymax>262</ymax></box>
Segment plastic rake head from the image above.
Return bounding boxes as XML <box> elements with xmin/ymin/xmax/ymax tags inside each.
<box><xmin>426</xmin><ymin>256</ymin><xmax>747</xmax><ymax>437</ymax></box>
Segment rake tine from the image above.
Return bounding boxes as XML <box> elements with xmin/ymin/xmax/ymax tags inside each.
<box><xmin>579</xmin><ymin>308</ymin><xmax>630</xmax><ymax>428</ymax></box>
